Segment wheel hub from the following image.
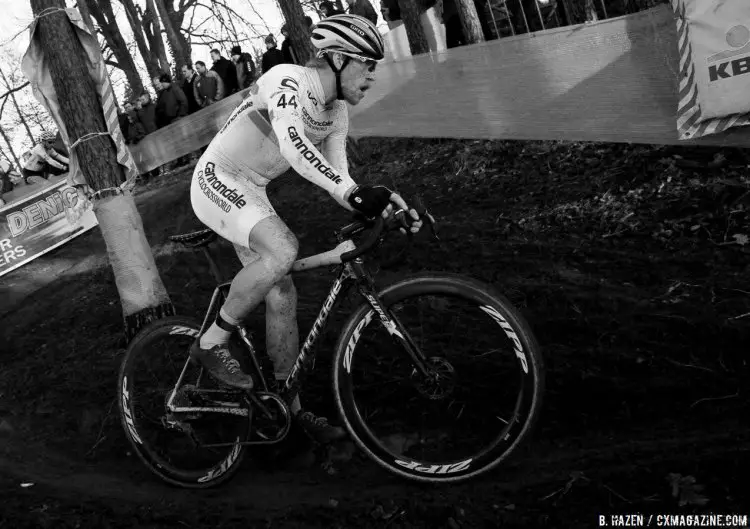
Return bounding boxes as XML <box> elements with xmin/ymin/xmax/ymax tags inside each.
<box><xmin>412</xmin><ymin>357</ymin><xmax>456</xmax><ymax>400</ymax></box>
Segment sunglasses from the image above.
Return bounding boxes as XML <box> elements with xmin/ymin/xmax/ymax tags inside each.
<box><xmin>340</xmin><ymin>52</ymin><xmax>379</xmax><ymax>72</ymax></box>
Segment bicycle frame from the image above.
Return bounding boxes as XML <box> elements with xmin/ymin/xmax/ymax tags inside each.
<box><xmin>167</xmin><ymin>234</ymin><xmax>431</xmax><ymax>419</ymax></box>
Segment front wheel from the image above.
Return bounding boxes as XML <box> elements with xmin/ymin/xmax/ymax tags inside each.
<box><xmin>332</xmin><ymin>272</ymin><xmax>544</xmax><ymax>483</ymax></box>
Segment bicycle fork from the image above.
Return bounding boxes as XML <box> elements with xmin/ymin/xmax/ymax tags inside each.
<box><xmin>358</xmin><ymin>286</ymin><xmax>433</xmax><ymax>378</ymax></box>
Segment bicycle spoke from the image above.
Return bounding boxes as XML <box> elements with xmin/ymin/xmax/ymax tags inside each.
<box><xmin>336</xmin><ymin>276</ymin><xmax>543</xmax><ymax>483</ymax></box>
<box><xmin>118</xmin><ymin>316</ymin><xmax>252</xmax><ymax>488</ymax></box>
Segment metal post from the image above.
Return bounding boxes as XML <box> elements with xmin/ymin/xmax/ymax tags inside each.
<box><xmin>506</xmin><ymin>0</ymin><xmax>516</xmax><ymax>35</ymax></box>
<box><xmin>487</xmin><ymin>0</ymin><xmax>501</xmax><ymax>38</ymax></box>
<box><xmin>534</xmin><ymin>0</ymin><xmax>546</xmax><ymax>30</ymax></box>
<box><xmin>518</xmin><ymin>0</ymin><xmax>531</xmax><ymax>33</ymax></box>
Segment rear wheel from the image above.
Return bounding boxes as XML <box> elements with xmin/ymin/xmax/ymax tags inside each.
<box><xmin>117</xmin><ymin>315</ymin><xmax>251</xmax><ymax>488</ymax></box>
<box><xmin>332</xmin><ymin>272</ymin><xmax>544</xmax><ymax>483</ymax></box>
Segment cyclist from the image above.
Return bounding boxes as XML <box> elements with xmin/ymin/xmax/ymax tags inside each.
<box><xmin>22</xmin><ymin>131</ymin><xmax>69</xmax><ymax>184</ymax></box>
<box><xmin>189</xmin><ymin>14</ymin><xmax>423</xmax><ymax>443</ymax></box>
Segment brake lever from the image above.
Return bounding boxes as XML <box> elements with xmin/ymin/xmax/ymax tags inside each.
<box><xmin>412</xmin><ymin>195</ymin><xmax>440</xmax><ymax>241</ymax></box>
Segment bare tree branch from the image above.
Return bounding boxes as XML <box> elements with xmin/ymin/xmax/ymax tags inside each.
<box><xmin>196</xmin><ymin>0</ymin><xmax>268</xmax><ymax>40</ymax></box>
<box><xmin>185</xmin><ymin>32</ymin><xmax>251</xmax><ymax>48</ymax></box>
<box><xmin>0</xmin><ymin>64</ymin><xmax>35</xmax><ymax>143</ymax></box>
<box><xmin>0</xmin><ymin>95</ymin><xmax>10</xmax><ymax>120</ymax></box>
<box><xmin>244</xmin><ymin>0</ymin><xmax>273</xmax><ymax>34</ymax></box>
<box><xmin>0</xmin><ymin>82</ymin><xmax>31</xmax><ymax>101</ymax></box>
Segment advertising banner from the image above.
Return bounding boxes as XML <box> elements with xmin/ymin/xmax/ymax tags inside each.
<box><xmin>0</xmin><ymin>179</ymin><xmax>97</xmax><ymax>278</ymax></box>
<box><xmin>672</xmin><ymin>0</ymin><xmax>750</xmax><ymax>139</ymax></box>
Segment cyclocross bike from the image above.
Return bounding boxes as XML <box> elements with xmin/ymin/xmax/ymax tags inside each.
<box><xmin>117</xmin><ymin>198</ymin><xmax>544</xmax><ymax>488</ymax></box>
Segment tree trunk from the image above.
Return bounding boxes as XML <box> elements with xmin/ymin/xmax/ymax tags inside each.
<box><xmin>0</xmin><ymin>125</ymin><xmax>21</xmax><ymax>170</ymax></box>
<box><xmin>161</xmin><ymin>0</ymin><xmax>193</xmax><ymax>69</ymax></box>
<box><xmin>121</xmin><ymin>0</ymin><xmax>161</xmax><ymax>83</ymax></box>
<box><xmin>28</xmin><ymin>0</ymin><xmax>175</xmax><ymax>342</ymax></box>
<box><xmin>277</xmin><ymin>0</ymin><xmax>313</xmax><ymax>66</ymax></box>
<box><xmin>76</xmin><ymin>0</ymin><xmax>95</xmax><ymax>31</ymax></box>
<box><xmin>84</xmin><ymin>0</ymin><xmax>145</xmax><ymax>97</ymax></box>
<box><xmin>144</xmin><ymin>0</ymin><xmax>171</xmax><ymax>75</ymax></box>
<box><xmin>456</xmin><ymin>0</ymin><xmax>485</xmax><ymax>44</ymax></box>
<box><xmin>397</xmin><ymin>0</ymin><xmax>430</xmax><ymax>55</ymax></box>
<box><xmin>154</xmin><ymin>0</ymin><xmax>189</xmax><ymax>78</ymax></box>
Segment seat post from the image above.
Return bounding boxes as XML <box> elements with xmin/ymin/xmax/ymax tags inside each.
<box><xmin>200</xmin><ymin>245</ymin><xmax>224</xmax><ymax>284</ymax></box>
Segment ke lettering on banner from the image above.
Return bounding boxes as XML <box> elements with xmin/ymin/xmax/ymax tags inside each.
<box><xmin>0</xmin><ymin>179</ymin><xmax>98</xmax><ymax>277</ymax></box>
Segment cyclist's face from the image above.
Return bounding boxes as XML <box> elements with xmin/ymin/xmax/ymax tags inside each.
<box><xmin>341</xmin><ymin>58</ymin><xmax>377</xmax><ymax>106</ymax></box>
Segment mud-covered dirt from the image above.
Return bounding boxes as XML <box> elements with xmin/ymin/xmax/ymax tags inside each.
<box><xmin>1</xmin><ymin>138</ymin><xmax>749</xmax><ymax>528</ymax></box>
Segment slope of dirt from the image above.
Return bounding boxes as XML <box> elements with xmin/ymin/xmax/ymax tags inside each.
<box><xmin>1</xmin><ymin>138</ymin><xmax>749</xmax><ymax>528</ymax></box>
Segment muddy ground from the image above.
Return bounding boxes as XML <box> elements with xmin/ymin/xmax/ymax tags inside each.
<box><xmin>1</xmin><ymin>138</ymin><xmax>749</xmax><ymax>528</ymax></box>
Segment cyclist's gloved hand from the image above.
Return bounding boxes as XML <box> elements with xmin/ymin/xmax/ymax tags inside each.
<box><xmin>347</xmin><ymin>184</ymin><xmax>393</xmax><ymax>218</ymax></box>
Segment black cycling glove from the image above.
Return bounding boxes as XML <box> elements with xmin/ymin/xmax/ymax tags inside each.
<box><xmin>347</xmin><ymin>184</ymin><xmax>393</xmax><ymax>218</ymax></box>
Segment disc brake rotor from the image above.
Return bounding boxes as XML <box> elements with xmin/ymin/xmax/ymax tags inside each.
<box><xmin>412</xmin><ymin>357</ymin><xmax>456</xmax><ymax>400</ymax></box>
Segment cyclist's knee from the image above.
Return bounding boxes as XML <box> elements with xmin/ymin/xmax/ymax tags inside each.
<box><xmin>248</xmin><ymin>216</ymin><xmax>298</xmax><ymax>278</ymax></box>
<box><xmin>266</xmin><ymin>275</ymin><xmax>297</xmax><ymax>310</ymax></box>
<box><xmin>268</xmin><ymin>239</ymin><xmax>298</xmax><ymax>275</ymax></box>
<box><xmin>255</xmin><ymin>240</ymin><xmax>297</xmax><ymax>284</ymax></box>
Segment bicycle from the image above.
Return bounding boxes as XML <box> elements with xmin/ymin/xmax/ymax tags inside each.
<box><xmin>117</xmin><ymin>198</ymin><xmax>545</xmax><ymax>488</ymax></box>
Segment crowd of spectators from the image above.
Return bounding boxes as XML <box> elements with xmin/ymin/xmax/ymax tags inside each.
<box><xmin>115</xmin><ymin>0</ymin><xmax>381</xmax><ymax>178</ymax></box>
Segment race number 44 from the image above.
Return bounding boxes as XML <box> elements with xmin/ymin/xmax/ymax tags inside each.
<box><xmin>277</xmin><ymin>94</ymin><xmax>298</xmax><ymax>109</ymax></box>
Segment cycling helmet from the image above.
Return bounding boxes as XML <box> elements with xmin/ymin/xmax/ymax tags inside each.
<box><xmin>311</xmin><ymin>14</ymin><xmax>384</xmax><ymax>101</ymax></box>
<box><xmin>311</xmin><ymin>14</ymin><xmax>385</xmax><ymax>62</ymax></box>
<box><xmin>40</xmin><ymin>131</ymin><xmax>56</xmax><ymax>142</ymax></box>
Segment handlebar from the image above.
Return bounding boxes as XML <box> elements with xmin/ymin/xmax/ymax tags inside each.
<box><xmin>338</xmin><ymin>195</ymin><xmax>438</xmax><ymax>263</ymax></box>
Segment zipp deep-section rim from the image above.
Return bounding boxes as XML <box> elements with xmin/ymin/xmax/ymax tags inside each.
<box><xmin>117</xmin><ymin>315</ymin><xmax>250</xmax><ymax>489</ymax></box>
<box><xmin>332</xmin><ymin>272</ymin><xmax>544</xmax><ymax>484</ymax></box>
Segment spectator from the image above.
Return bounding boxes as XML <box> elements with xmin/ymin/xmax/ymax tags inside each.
<box><xmin>280</xmin><ymin>18</ymin><xmax>312</xmax><ymax>64</ymax></box>
<box><xmin>345</xmin><ymin>0</ymin><xmax>378</xmax><ymax>25</ymax></box>
<box><xmin>121</xmin><ymin>102</ymin><xmax>146</xmax><ymax>145</ymax></box>
<box><xmin>262</xmin><ymin>35</ymin><xmax>286</xmax><ymax>73</ymax></box>
<box><xmin>52</xmin><ymin>129</ymin><xmax>69</xmax><ymax>158</ymax></box>
<box><xmin>152</xmin><ymin>73</ymin><xmax>189</xmax><ymax>129</ymax></box>
<box><xmin>21</xmin><ymin>131</ymin><xmax>69</xmax><ymax>185</ymax></box>
<box><xmin>210</xmin><ymin>49</ymin><xmax>239</xmax><ymax>96</ymax></box>
<box><xmin>118</xmin><ymin>105</ymin><xmax>129</xmax><ymax>141</ymax></box>
<box><xmin>230</xmin><ymin>45</ymin><xmax>257</xmax><ymax>89</ymax></box>
<box><xmin>320</xmin><ymin>0</ymin><xmax>345</xmax><ymax>17</ymax></box>
<box><xmin>135</xmin><ymin>92</ymin><xmax>158</xmax><ymax>135</ymax></box>
<box><xmin>124</xmin><ymin>111</ymin><xmax>146</xmax><ymax>145</ymax></box>
<box><xmin>440</xmin><ymin>0</ymin><xmax>464</xmax><ymax>48</ymax></box>
<box><xmin>379</xmin><ymin>0</ymin><xmax>400</xmax><ymax>23</ymax></box>
<box><xmin>180</xmin><ymin>64</ymin><xmax>201</xmax><ymax>114</ymax></box>
<box><xmin>194</xmin><ymin>60</ymin><xmax>225</xmax><ymax>108</ymax></box>
<box><xmin>132</xmin><ymin>95</ymin><xmax>159</xmax><ymax>178</ymax></box>
<box><xmin>0</xmin><ymin>160</ymin><xmax>14</xmax><ymax>203</ymax></box>
<box><xmin>281</xmin><ymin>24</ymin><xmax>296</xmax><ymax>64</ymax></box>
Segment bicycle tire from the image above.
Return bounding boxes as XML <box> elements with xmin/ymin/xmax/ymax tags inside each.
<box><xmin>117</xmin><ymin>315</ymin><xmax>251</xmax><ymax>488</ymax></box>
<box><xmin>332</xmin><ymin>272</ymin><xmax>544</xmax><ymax>484</ymax></box>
